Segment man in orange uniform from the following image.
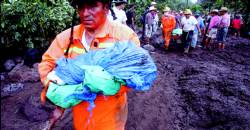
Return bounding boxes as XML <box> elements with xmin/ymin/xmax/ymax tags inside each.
<box><xmin>38</xmin><ymin>0</ymin><xmax>140</xmax><ymax>130</ymax></box>
<box><xmin>161</xmin><ymin>7</ymin><xmax>176</xmax><ymax>50</ymax></box>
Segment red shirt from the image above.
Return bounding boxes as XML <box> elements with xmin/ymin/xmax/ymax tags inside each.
<box><xmin>232</xmin><ymin>19</ymin><xmax>241</xmax><ymax>29</ymax></box>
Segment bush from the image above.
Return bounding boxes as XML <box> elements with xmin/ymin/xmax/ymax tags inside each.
<box><xmin>0</xmin><ymin>0</ymin><xmax>74</xmax><ymax>50</ymax></box>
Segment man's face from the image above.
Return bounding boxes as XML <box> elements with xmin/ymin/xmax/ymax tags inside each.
<box><xmin>164</xmin><ymin>11</ymin><xmax>169</xmax><ymax>15</ymax></box>
<box><xmin>78</xmin><ymin>2</ymin><xmax>109</xmax><ymax>30</ymax></box>
<box><xmin>150</xmin><ymin>10</ymin><xmax>156</xmax><ymax>14</ymax></box>
<box><xmin>220</xmin><ymin>11</ymin><xmax>226</xmax><ymax>15</ymax></box>
<box><xmin>120</xmin><ymin>3</ymin><xmax>126</xmax><ymax>9</ymax></box>
<box><xmin>185</xmin><ymin>14</ymin><xmax>191</xmax><ymax>18</ymax></box>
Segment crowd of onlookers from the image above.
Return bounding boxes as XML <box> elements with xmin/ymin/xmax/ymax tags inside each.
<box><xmin>108</xmin><ymin>0</ymin><xmax>246</xmax><ymax>53</ymax></box>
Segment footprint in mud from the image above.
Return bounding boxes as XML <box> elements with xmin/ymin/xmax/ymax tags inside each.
<box><xmin>2</xmin><ymin>83</ymin><xmax>24</xmax><ymax>93</ymax></box>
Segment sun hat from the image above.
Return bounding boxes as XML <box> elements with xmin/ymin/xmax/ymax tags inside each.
<box><xmin>184</xmin><ymin>9</ymin><xmax>192</xmax><ymax>15</ymax></box>
<box><xmin>163</xmin><ymin>6</ymin><xmax>171</xmax><ymax>12</ymax></box>
<box><xmin>149</xmin><ymin>6</ymin><xmax>157</xmax><ymax>11</ymax></box>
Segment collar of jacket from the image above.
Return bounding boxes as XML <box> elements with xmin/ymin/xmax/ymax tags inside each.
<box><xmin>73</xmin><ymin>18</ymin><xmax>111</xmax><ymax>41</ymax></box>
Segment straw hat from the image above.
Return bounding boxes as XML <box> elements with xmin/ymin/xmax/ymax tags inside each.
<box><xmin>149</xmin><ymin>6</ymin><xmax>157</xmax><ymax>11</ymax></box>
<box><xmin>163</xmin><ymin>7</ymin><xmax>171</xmax><ymax>12</ymax></box>
<box><xmin>220</xmin><ymin>7</ymin><xmax>228</xmax><ymax>12</ymax></box>
<box><xmin>211</xmin><ymin>9</ymin><xmax>219</xmax><ymax>13</ymax></box>
<box><xmin>151</xmin><ymin>1</ymin><xmax>157</xmax><ymax>5</ymax></box>
<box><xmin>184</xmin><ymin>9</ymin><xmax>192</xmax><ymax>15</ymax></box>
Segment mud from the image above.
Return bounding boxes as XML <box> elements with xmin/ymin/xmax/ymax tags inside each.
<box><xmin>1</xmin><ymin>37</ymin><xmax>250</xmax><ymax>130</ymax></box>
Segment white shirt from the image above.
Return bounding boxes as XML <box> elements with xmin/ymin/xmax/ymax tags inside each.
<box><xmin>81</xmin><ymin>31</ymin><xmax>90</xmax><ymax>51</ymax></box>
<box><xmin>108</xmin><ymin>7</ymin><xmax>127</xmax><ymax>24</ymax></box>
<box><xmin>181</xmin><ymin>16</ymin><xmax>198</xmax><ymax>32</ymax></box>
<box><xmin>154</xmin><ymin>14</ymin><xmax>159</xmax><ymax>23</ymax></box>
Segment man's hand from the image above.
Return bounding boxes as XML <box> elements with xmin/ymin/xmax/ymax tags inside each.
<box><xmin>41</xmin><ymin>86</ymin><xmax>48</xmax><ymax>105</ymax></box>
<box><xmin>41</xmin><ymin>70</ymin><xmax>65</xmax><ymax>105</ymax></box>
<box><xmin>47</xmin><ymin>71</ymin><xmax>65</xmax><ymax>85</ymax></box>
<box><xmin>198</xmin><ymin>30</ymin><xmax>202</xmax><ymax>36</ymax></box>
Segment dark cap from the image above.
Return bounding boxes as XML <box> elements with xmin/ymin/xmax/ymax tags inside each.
<box><xmin>70</xmin><ymin>0</ymin><xmax>111</xmax><ymax>8</ymax></box>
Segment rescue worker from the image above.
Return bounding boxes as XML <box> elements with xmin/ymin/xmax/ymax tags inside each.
<box><xmin>181</xmin><ymin>9</ymin><xmax>201</xmax><ymax>53</ymax></box>
<box><xmin>38</xmin><ymin>0</ymin><xmax>140</xmax><ymax>130</ymax></box>
<box><xmin>144</xmin><ymin>6</ymin><xmax>157</xmax><ymax>44</ymax></box>
<box><xmin>108</xmin><ymin>0</ymin><xmax>128</xmax><ymax>25</ymax></box>
<box><xmin>217</xmin><ymin>7</ymin><xmax>230</xmax><ymax>49</ymax></box>
<box><xmin>161</xmin><ymin>6</ymin><xmax>176</xmax><ymax>50</ymax></box>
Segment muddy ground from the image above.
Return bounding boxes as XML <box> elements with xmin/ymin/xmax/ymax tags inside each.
<box><xmin>1</xmin><ymin>37</ymin><xmax>250</xmax><ymax>130</ymax></box>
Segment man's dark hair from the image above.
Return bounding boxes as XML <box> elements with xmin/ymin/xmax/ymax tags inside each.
<box><xmin>115</xmin><ymin>2</ymin><xmax>126</xmax><ymax>6</ymax></box>
<box><xmin>71</xmin><ymin>0</ymin><xmax>110</xmax><ymax>8</ymax></box>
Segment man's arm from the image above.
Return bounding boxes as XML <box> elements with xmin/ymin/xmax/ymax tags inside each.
<box><xmin>172</xmin><ymin>17</ymin><xmax>177</xmax><ymax>30</ymax></box>
<box><xmin>38</xmin><ymin>37</ymin><xmax>65</xmax><ymax>87</ymax></box>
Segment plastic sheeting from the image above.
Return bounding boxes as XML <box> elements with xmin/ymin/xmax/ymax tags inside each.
<box><xmin>55</xmin><ymin>41</ymin><xmax>157</xmax><ymax>91</ymax></box>
<box><xmin>48</xmin><ymin>41</ymin><xmax>157</xmax><ymax>109</ymax></box>
<box><xmin>172</xmin><ymin>28</ymin><xmax>183</xmax><ymax>35</ymax></box>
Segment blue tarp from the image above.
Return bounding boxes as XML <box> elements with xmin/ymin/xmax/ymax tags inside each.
<box><xmin>52</xmin><ymin>41</ymin><xmax>157</xmax><ymax>108</ymax></box>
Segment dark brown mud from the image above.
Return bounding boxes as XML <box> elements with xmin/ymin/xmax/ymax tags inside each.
<box><xmin>1</xmin><ymin>37</ymin><xmax>250</xmax><ymax>130</ymax></box>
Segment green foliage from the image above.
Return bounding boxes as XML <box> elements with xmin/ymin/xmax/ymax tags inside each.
<box><xmin>191</xmin><ymin>4</ymin><xmax>203</xmax><ymax>12</ymax></box>
<box><xmin>0</xmin><ymin>0</ymin><xmax>74</xmax><ymax>49</ymax></box>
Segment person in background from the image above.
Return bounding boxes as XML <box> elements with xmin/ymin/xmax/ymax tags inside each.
<box><xmin>175</xmin><ymin>10</ymin><xmax>184</xmax><ymax>29</ymax></box>
<box><xmin>161</xmin><ymin>6</ymin><xmax>176</xmax><ymax>50</ymax></box>
<box><xmin>144</xmin><ymin>6</ymin><xmax>157</xmax><ymax>44</ymax></box>
<box><xmin>232</xmin><ymin>14</ymin><xmax>243</xmax><ymax>38</ymax></box>
<box><xmin>217</xmin><ymin>7</ymin><xmax>230</xmax><ymax>49</ymax></box>
<box><xmin>181</xmin><ymin>9</ymin><xmax>201</xmax><ymax>53</ymax></box>
<box><xmin>191</xmin><ymin>12</ymin><xmax>204</xmax><ymax>50</ymax></box>
<box><xmin>39</xmin><ymin>0</ymin><xmax>140</xmax><ymax>129</ymax></box>
<box><xmin>126</xmin><ymin>4</ymin><xmax>136</xmax><ymax>30</ymax></box>
<box><xmin>201</xmin><ymin>11</ymin><xmax>212</xmax><ymax>47</ymax></box>
<box><xmin>150</xmin><ymin>2</ymin><xmax>159</xmax><ymax>35</ymax></box>
<box><xmin>141</xmin><ymin>1</ymin><xmax>157</xmax><ymax>39</ymax></box>
<box><xmin>108</xmin><ymin>0</ymin><xmax>127</xmax><ymax>25</ymax></box>
<box><xmin>204</xmin><ymin>9</ymin><xmax>220</xmax><ymax>48</ymax></box>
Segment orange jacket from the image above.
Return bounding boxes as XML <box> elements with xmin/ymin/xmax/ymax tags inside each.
<box><xmin>38</xmin><ymin>19</ymin><xmax>140</xmax><ymax>130</ymax></box>
<box><xmin>161</xmin><ymin>15</ymin><xmax>176</xmax><ymax>33</ymax></box>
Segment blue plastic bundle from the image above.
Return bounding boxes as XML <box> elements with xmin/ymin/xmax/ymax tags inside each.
<box><xmin>55</xmin><ymin>41</ymin><xmax>157</xmax><ymax>91</ymax></box>
<box><xmin>53</xmin><ymin>41</ymin><xmax>157</xmax><ymax>104</ymax></box>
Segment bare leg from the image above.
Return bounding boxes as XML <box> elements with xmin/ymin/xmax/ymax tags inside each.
<box><xmin>43</xmin><ymin>107</ymin><xmax>65</xmax><ymax>130</ymax></box>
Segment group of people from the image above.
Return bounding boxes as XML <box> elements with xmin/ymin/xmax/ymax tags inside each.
<box><xmin>103</xmin><ymin>1</ymin><xmax>244</xmax><ymax>54</ymax></box>
<box><xmin>142</xmin><ymin>4</ymin><xmax>203</xmax><ymax>53</ymax></box>
<box><xmin>142</xmin><ymin>5</ymin><xmax>236</xmax><ymax>53</ymax></box>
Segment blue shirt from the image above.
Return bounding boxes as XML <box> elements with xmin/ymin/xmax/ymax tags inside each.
<box><xmin>194</xmin><ymin>17</ymin><xmax>205</xmax><ymax>34</ymax></box>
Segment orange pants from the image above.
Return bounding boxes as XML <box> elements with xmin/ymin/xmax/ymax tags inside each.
<box><xmin>72</xmin><ymin>93</ymin><xmax>128</xmax><ymax>130</ymax></box>
<box><xmin>163</xmin><ymin>31</ymin><xmax>172</xmax><ymax>48</ymax></box>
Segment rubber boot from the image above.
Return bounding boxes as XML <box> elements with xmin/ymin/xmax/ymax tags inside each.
<box><xmin>145</xmin><ymin>37</ymin><xmax>150</xmax><ymax>45</ymax></box>
<box><xmin>218</xmin><ymin>43</ymin><xmax>222</xmax><ymax>49</ymax></box>
<box><xmin>221</xmin><ymin>43</ymin><xmax>225</xmax><ymax>49</ymax></box>
<box><xmin>164</xmin><ymin>43</ymin><xmax>169</xmax><ymax>50</ymax></box>
<box><xmin>184</xmin><ymin>46</ymin><xmax>189</xmax><ymax>54</ymax></box>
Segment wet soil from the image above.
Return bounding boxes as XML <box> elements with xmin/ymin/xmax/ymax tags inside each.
<box><xmin>1</xmin><ymin>37</ymin><xmax>250</xmax><ymax>130</ymax></box>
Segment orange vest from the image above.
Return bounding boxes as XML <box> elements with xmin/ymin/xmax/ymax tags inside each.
<box><xmin>38</xmin><ymin>19</ymin><xmax>140</xmax><ymax>130</ymax></box>
<box><xmin>161</xmin><ymin>15</ymin><xmax>176</xmax><ymax>32</ymax></box>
